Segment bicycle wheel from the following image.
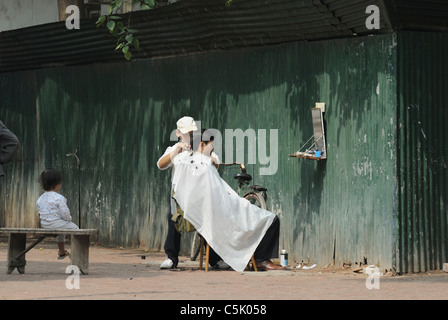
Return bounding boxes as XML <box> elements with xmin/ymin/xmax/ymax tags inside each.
<box><xmin>190</xmin><ymin>231</ymin><xmax>201</xmax><ymax>261</ymax></box>
<box><xmin>244</xmin><ymin>192</ymin><xmax>267</xmax><ymax>210</ymax></box>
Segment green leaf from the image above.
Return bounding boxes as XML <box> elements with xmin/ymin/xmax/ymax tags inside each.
<box><xmin>225</xmin><ymin>0</ymin><xmax>233</xmax><ymax>7</ymax></box>
<box><xmin>107</xmin><ymin>21</ymin><xmax>116</xmax><ymax>32</ymax></box>
<box><xmin>115</xmin><ymin>43</ymin><xmax>124</xmax><ymax>51</ymax></box>
<box><xmin>125</xmin><ymin>34</ymin><xmax>134</xmax><ymax>43</ymax></box>
<box><xmin>132</xmin><ymin>38</ymin><xmax>140</xmax><ymax>51</ymax></box>
<box><xmin>122</xmin><ymin>45</ymin><xmax>129</xmax><ymax>54</ymax></box>
<box><xmin>124</xmin><ymin>51</ymin><xmax>132</xmax><ymax>61</ymax></box>
<box><xmin>96</xmin><ymin>15</ymin><xmax>106</xmax><ymax>27</ymax></box>
<box><xmin>145</xmin><ymin>0</ymin><xmax>155</xmax><ymax>7</ymax></box>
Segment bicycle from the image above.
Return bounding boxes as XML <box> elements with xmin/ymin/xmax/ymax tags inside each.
<box><xmin>189</xmin><ymin>163</ymin><xmax>268</xmax><ymax>261</ymax></box>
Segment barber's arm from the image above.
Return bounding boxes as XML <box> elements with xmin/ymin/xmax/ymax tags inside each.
<box><xmin>157</xmin><ymin>142</ymin><xmax>189</xmax><ymax>170</ymax></box>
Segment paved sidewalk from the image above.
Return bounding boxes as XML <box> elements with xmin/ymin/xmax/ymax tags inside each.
<box><xmin>1</xmin><ymin>239</ymin><xmax>447</xmax><ymax>301</ymax></box>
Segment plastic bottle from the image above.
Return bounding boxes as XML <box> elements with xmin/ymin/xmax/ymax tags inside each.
<box><xmin>280</xmin><ymin>249</ymin><xmax>288</xmax><ymax>267</ymax></box>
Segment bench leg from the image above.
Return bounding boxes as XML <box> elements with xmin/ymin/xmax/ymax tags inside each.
<box><xmin>70</xmin><ymin>234</ymin><xmax>90</xmax><ymax>275</ymax></box>
<box><xmin>7</xmin><ymin>233</ymin><xmax>26</xmax><ymax>274</ymax></box>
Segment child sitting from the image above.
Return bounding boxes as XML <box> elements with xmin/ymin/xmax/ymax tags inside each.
<box><xmin>36</xmin><ymin>168</ymin><xmax>78</xmax><ymax>259</ymax></box>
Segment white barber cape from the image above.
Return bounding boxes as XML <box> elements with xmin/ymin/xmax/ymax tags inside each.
<box><xmin>172</xmin><ymin>152</ymin><xmax>276</xmax><ymax>272</ymax></box>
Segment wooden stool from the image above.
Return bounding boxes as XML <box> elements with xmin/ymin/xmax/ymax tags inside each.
<box><xmin>198</xmin><ymin>236</ymin><xmax>257</xmax><ymax>272</ymax></box>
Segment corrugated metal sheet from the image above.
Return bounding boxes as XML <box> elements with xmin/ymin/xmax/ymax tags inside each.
<box><xmin>1</xmin><ymin>0</ymin><xmax>447</xmax><ymax>272</ymax></box>
<box><xmin>397</xmin><ymin>32</ymin><xmax>448</xmax><ymax>273</ymax></box>
<box><xmin>1</xmin><ymin>33</ymin><xmax>400</xmax><ymax>268</ymax></box>
<box><xmin>394</xmin><ymin>0</ymin><xmax>448</xmax><ymax>31</ymax></box>
<box><xmin>322</xmin><ymin>0</ymin><xmax>390</xmax><ymax>32</ymax></box>
<box><xmin>0</xmin><ymin>71</ymin><xmax>40</xmax><ymax>229</ymax></box>
<box><xmin>2</xmin><ymin>0</ymin><xmax>447</xmax><ymax>74</ymax></box>
<box><xmin>0</xmin><ymin>0</ymin><xmax>364</xmax><ymax>73</ymax></box>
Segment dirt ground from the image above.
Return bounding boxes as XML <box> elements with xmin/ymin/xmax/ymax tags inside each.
<box><xmin>1</xmin><ymin>238</ymin><xmax>448</xmax><ymax>302</ymax></box>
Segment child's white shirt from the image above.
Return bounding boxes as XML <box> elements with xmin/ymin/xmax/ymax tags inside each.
<box><xmin>36</xmin><ymin>191</ymin><xmax>72</xmax><ymax>222</ymax></box>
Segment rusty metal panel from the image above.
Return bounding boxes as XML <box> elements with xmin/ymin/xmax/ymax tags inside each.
<box><xmin>257</xmin><ymin>34</ymin><xmax>398</xmax><ymax>268</ymax></box>
<box><xmin>2</xmin><ymin>33</ymin><xmax>401</xmax><ymax>269</ymax></box>
<box><xmin>0</xmin><ymin>71</ymin><xmax>41</xmax><ymax>229</ymax></box>
<box><xmin>396</xmin><ymin>31</ymin><xmax>448</xmax><ymax>273</ymax></box>
<box><xmin>1</xmin><ymin>29</ymin><xmax>447</xmax><ymax>273</ymax></box>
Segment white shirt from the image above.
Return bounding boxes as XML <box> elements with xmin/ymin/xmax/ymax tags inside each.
<box><xmin>36</xmin><ymin>191</ymin><xmax>72</xmax><ymax>222</ymax></box>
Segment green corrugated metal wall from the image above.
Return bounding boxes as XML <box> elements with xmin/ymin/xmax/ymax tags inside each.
<box><xmin>0</xmin><ymin>32</ymin><xmax>411</xmax><ymax>270</ymax></box>
<box><xmin>397</xmin><ymin>32</ymin><xmax>448</xmax><ymax>273</ymax></box>
<box><xmin>0</xmin><ymin>72</ymin><xmax>40</xmax><ymax>229</ymax></box>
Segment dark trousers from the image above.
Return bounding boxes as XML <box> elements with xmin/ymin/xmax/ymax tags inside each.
<box><xmin>253</xmin><ymin>216</ymin><xmax>280</xmax><ymax>262</ymax></box>
<box><xmin>164</xmin><ymin>211</ymin><xmax>221</xmax><ymax>267</ymax></box>
<box><xmin>163</xmin><ymin>212</ymin><xmax>182</xmax><ymax>267</ymax></box>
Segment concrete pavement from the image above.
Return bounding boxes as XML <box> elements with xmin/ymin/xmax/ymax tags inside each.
<box><xmin>1</xmin><ymin>239</ymin><xmax>447</xmax><ymax>302</ymax></box>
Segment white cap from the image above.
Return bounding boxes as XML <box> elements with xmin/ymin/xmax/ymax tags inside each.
<box><xmin>176</xmin><ymin>116</ymin><xmax>198</xmax><ymax>134</ymax></box>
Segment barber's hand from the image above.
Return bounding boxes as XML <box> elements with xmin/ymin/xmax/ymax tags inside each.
<box><xmin>176</xmin><ymin>142</ymin><xmax>190</xmax><ymax>152</ymax></box>
<box><xmin>168</xmin><ymin>142</ymin><xmax>190</xmax><ymax>163</ymax></box>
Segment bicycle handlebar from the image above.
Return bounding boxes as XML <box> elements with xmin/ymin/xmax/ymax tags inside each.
<box><xmin>220</xmin><ymin>163</ymin><xmax>246</xmax><ymax>170</ymax></box>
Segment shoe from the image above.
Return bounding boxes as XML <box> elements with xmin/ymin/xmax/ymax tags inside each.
<box><xmin>211</xmin><ymin>260</ymin><xmax>231</xmax><ymax>270</ymax></box>
<box><xmin>58</xmin><ymin>250</ymin><xmax>70</xmax><ymax>260</ymax></box>
<box><xmin>255</xmin><ymin>260</ymin><xmax>285</xmax><ymax>271</ymax></box>
<box><xmin>160</xmin><ymin>258</ymin><xmax>174</xmax><ymax>269</ymax></box>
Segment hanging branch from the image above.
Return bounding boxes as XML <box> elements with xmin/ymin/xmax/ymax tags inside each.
<box><xmin>96</xmin><ymin>0</ymin><xmax>155</xmax><ymax>61</ymax></box>
<box><xmin>96</xmin><ymin>0</ymin><xmax>234</xmax><ymax>61</ymax></box>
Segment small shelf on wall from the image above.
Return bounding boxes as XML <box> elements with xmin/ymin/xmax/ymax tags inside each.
<box><xmin>289</xmin><ymin>103</ymin><xmax>327</xmax><ymax>161</ymax></box>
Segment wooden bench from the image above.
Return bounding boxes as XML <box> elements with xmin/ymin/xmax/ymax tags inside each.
<box><xmin>0</xmin><ymin>228</ymin><xmax>98</xmax><ymax>275</ymax></box>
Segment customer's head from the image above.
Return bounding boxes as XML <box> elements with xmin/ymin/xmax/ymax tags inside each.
<box><xmin>38</xmin><ymin>168</ymin><xmax>62</xmax><ymax>191</ymax></box>
<box><xmin>192</xmin><ymin>129</ymin><xmax>214</xmax><ymax>155</ymax></box>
